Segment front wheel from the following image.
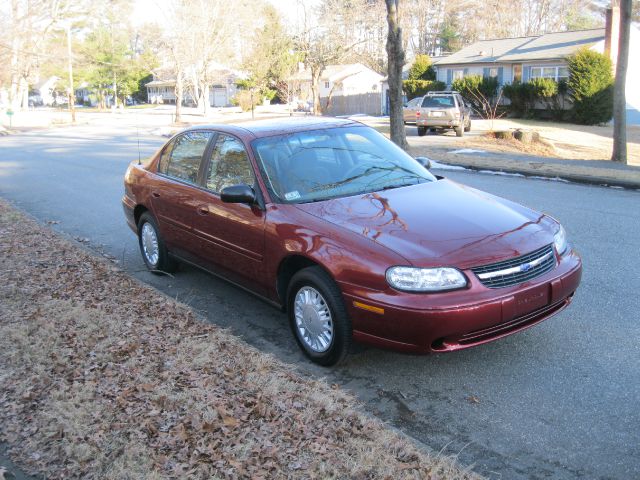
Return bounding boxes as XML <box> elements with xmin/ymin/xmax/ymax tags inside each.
<box><xmin>138</xmin><ymin>212</ymin><xmax>177</xmax><ymax>274</ymax></box>
<box><xmin>287</xmin><ymin>266</ymin><xmax>352</xmax><ymax>366</ymax></box>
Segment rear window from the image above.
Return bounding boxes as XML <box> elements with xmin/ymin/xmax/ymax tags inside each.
<box><xmin>422</xmin><ymin>96</ymin><xmax>455</xmax><ymax>108</ymax></box>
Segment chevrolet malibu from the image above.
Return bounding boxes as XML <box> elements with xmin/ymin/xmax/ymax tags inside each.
<box><xmin>123</xmin><ymin>117</ymin><xmax>581</xmax><ymax>366</ymax></box>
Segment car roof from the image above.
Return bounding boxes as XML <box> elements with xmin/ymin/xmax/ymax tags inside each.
<box><xmin>182</xmin><ymin>116</ymin><xmax>364</xmax><ymax>140</ymax></box>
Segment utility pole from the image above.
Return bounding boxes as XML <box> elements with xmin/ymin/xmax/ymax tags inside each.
<box><xmin>66</xmin><ymin>23</ymin><xmax>76</xmax><ymax>123</ymax></box>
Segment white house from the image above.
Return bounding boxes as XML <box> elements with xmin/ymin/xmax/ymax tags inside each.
<box><xmin>32</xmin><ymin>76</ymin><xmax>60</xmax><ymax>106</ymax></box>
<box><xmin>146</xmin><ymin>67</ymin><xmax>242</xmax><ymax>107</ymax></box>
<box><xmin>289</xmin><ymin>63</ymin><xmax>384</xmax><ymax>115</ymax></box>
<box><xmin>434</xmin><ymin>8</ymin><xmax>640</xmax><ymax>124</ymax></box>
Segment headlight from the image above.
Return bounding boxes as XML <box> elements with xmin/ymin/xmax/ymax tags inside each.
<box><xmin>386</xmin><ymin>266</ymin><xmax>467</xmax><ymax>292</ymax></box>
<box><xmin>553</xmin><ymin>225</ymin><xmax>568</xmax><ymax>255</ymax></box>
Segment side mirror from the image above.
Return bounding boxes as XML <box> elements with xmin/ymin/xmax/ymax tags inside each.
<box><xmin>415</xmin><ymin>156</ymin><xmax>432</xmax><ymax>170</ymax></box>
<box><xmin>220</xmin><ymin>184</ymin><xmax>256</xmax><ymax>204</ymax></box>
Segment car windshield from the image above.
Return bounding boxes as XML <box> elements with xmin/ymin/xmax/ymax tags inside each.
<box><xmin>252</xmin><ymin>126</ymin><xmax>436</xmax><ymax>204</ymax></box>
<box><xmin>422</xmin><ymin>96</ymin><xmax>454</xmax><ymax>108</ymax></box>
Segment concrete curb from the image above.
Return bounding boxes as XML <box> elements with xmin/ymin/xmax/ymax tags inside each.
<box><xmin>432</xmin><ymin>156</ymin><xmax>640</xmax><ymax>190</ymax></box>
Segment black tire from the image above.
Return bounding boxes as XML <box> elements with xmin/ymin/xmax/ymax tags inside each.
<box><xmin>455</xmin><ymin>125</ymin><xmax>464</xmax><ymax>137</ymax></box>
<box><xmin>417</xmin><ymin>126</ymin><xmax>427</xmax><ymax>137</ymax></box>
<box><xmin>464</xmin><ymin>119</ymin><xmax>471</xmax><ymax>132</ymax></box>
<box><xmin>287</xmin><ymin>266</ymin><xmax>352</xmax><ymax>366</ymax></box>
<box><xmin>137</xmin><ymin>212</ymin><xmax>178</xmax><ymax>274</ymax></box>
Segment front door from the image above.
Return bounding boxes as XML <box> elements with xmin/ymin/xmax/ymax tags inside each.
<box><xmin>191</xmin><ymin>133</ymin><xmax>266</xmax><ymax>295</ymax></box>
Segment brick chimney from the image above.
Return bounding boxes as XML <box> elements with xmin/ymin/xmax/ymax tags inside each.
<box><xmin>605</xmin><ymin>6</ymin><xmax>620</xmax><ymax>68</ymax></box>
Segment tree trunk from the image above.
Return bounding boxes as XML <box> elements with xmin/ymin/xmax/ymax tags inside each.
<box><xmin>202</xmin><ymin>83</ymin><xmax>210</xmax><ymax>116</ymax></box>
<box><xmin>175</xmin><ymin>70</ymin><xmax>183</xmax><ymax>124</ymax></box>
<box><xmin>385</xmin><ymin>0</ymin><xmax>409</xmax><ymax>150</ymax></box>
<box><xmin>612</xmin><ymin>0</ymin><xmax>631</xmax><ymax>164</ymax></box>
<box><xmin>310</xmin><ymin>66</ymin><xmax>322</xmax><ymax>115</ymax></box>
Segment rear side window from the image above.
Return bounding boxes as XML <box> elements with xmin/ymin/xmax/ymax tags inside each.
<box><xmin>158</xmin><ymin>141</ymin><xmax>174</xmax><ymax>173</ymax></box>
<box><xmin>205</xmin><ymin>134</ymin><xmax>255</xmax><ymax>193</ymax></box>
<box><xmin>165</xmin><ymin>131</ymin><xmax>213</xmax><ymax>184</ymax></box>
<box><xmin>422</xmin><ymin>96</ymin><xmax>455</xmax><ymax>108</ymax></box>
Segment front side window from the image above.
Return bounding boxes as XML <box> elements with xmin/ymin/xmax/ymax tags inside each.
<box><xmin>252</xmin><ymin>126</ymin><xmax>436</xmax><ymax>204</ymax></box>
<box><xmin>165</xmin><ymin>131</ymin><xmax>213</xmax><ymax>184</ymax></box>
<box><xmin>206</xmin><ymin>134</ymin><xmax>255</xmax><ymax>193</ymax></box>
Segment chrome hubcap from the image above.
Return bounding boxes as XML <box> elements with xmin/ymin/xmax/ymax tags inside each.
<box><xmin>141</xmin><ymin>222</ymin><xmax>159</xmax><ymax>266</ymax></box>
<box><xmin>294</xmin><ymin>286</ymin><xmax>333</xmax><ymax>353</ymax></box>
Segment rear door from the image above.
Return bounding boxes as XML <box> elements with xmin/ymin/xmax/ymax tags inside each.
<box><xmin>150</xmin><ymin>130</ymin><xmax>214</xmax><ymax>260</ymax></box>
<box><xmin>190</xmin><ymin>133</ymin><xmax>267</xmax><ymax>295</ymax></box>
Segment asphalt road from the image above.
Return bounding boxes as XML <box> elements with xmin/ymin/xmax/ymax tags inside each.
<box><xmin>1</xmin><ymin>122</ymin><xmax>639</xmax><ymax>480</ymax></box>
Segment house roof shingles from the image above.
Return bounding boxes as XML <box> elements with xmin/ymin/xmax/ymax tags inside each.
<box><xmin>436</xmin><ymin>28</ymin><xmax>605</xmax><ymax>65</ymax></box>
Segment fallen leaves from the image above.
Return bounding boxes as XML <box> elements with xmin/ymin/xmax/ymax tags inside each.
<box><xmin>0</xmin><ymin>199</ymin><xmax>480</xmax><ymax>480</ymax></box>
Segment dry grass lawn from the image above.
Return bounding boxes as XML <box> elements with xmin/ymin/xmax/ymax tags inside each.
<box><xmin>359</xmin><ymin>116</ymin><xmax>640</xmax><ymax>166</ymax></box>
<box><xmin>0</xmin><ymin>199</ymin><xmax>480</xmax><ymax>480</ymax></box>
<box><xmin>462</xmin><ymin>118</ymin><xmax>640</xmax><ymax>165</ymax></box>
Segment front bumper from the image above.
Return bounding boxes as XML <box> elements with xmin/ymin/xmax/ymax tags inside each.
<box><xmin>341</xmin><ymin>250</ymin><xmax>582</xmax><ymax>354</ymax></box>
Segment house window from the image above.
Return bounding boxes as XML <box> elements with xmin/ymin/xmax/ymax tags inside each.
<box><xmin>488</xmin><ymin>67</ymin><xmax>499</xmax><ymax>78</ymax></box>
<box><xmin>557</xmin><ymin>67</ymin><xmax>569</xmax><ymax>81</ymax></box>
<box><xmin>530</xmin><ymin>66</ymin><xmax>567</xmax><ymax>82</ymax></box>
<box><xmin>452</xmin><ymin>69</ymin><xmax>464</xmax><ymax>81</ymax></box>
<box><xmin>324</xmin><ymin>81</ymin><xmax>330</xmax><ymax>88</ymax></box>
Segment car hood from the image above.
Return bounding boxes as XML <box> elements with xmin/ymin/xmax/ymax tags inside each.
<box><xmin>294</xmin><ymin>179</ymin><xmax>557</xmax><ymax>269</ymax></box>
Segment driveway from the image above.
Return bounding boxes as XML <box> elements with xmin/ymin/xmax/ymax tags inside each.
<box><xmin>1</xmin><ymin>122</ymin><xmax>639</xmax><ymax>479</ymax></box>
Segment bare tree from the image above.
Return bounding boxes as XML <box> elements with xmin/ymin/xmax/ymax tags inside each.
<box><xmin>2</xmin><ymin>0</ymin><xmax>85</xmax><ymax>111</ymax></box>
<box><xmin>385</xmin><ymin>0</ymin><xmax>409</xmax><ymax>150</ymax></box>
<box><xmin>295</xmin><ymin>0</ymin><xmax>371</xmax><ymax>114</ymax></box>
<box><xmin>612</xmin><ymin>0</ymin><xmax>632</xmax><ymax>164</ymax></box>
<box><xmin>155</xmin><ymin>0</ymin><xmax>253</xmax><ymax>121</ymax></box>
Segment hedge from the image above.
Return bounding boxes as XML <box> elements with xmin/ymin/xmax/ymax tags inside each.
<box><xmin>403</xmin><ymin>79</ymin><xmax>446</xmax><ymax>99</ymax></box>
<box><xmin>567</xmin><ymin>48</ymin><xmax>614</xmax><ymax>125</ymax></box>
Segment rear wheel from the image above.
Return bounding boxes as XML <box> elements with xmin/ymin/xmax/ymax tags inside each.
<box><xmin>287</xmin><ymin>266</ymin><xmax>351</xmax><ymax>366</ymax></box>
<box><xmin>138</xmin><ymin>212</ymin><xmax>177</xmax><ymax>274</ymax></box>
<box><xmin>417</xmin><ymin>126</ymin><xmax>427</xmax><ymax>137</ymax></box>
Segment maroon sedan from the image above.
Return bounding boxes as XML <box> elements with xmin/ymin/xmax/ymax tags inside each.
<box><xmin>123</xmin><ymin>117</ymin><xmax>581</xmax><ymax>366</ymax></box>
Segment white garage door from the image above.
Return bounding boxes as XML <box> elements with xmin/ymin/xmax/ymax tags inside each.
<box><xmin>212</xmin><ymin>88</ymin><xmax>227</xmax><ymax>107</ymax></box>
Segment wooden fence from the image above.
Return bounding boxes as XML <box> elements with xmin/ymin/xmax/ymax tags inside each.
<box><xmin>320</xmin><ymin>92</ymin><xmax>382</xmax><ymax>116</ymax></box>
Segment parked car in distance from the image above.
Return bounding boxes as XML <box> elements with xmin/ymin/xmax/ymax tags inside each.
<box><xmin>403</xmin><ymin>96</ymin><xmax>423</xmax><ymax>124</ymax></box>
<box><xmin>415</xmin><ymin>91</ymin><xmax>471</xmax><ymax>137</ymax></box>
<box><xmin>123</xmin><ymin>117</ymin><xmax>582</xmax><ymax>366</ymax></box>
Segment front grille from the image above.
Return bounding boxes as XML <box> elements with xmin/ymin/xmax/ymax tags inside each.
<box><xmin>471</xmin><ymin>244</ymin><xmax>556</xmax><ymax>288</ymax></box>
